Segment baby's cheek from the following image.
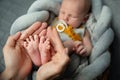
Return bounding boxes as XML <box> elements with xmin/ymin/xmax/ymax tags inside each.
<box><xmin>58</xmin><ymin>15</ymin><xmax>63</xmax><ymax>20</ymax></box>
<box><xmin>69</xmin><ymin>21</ymin><xmax>81</xmax><ymax>28</ymax></box>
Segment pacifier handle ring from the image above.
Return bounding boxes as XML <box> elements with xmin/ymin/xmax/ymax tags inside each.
<box><xmin>56</xmin><ymin>23</ymin><xmax>65</xmax><ymax>32</ymax></box>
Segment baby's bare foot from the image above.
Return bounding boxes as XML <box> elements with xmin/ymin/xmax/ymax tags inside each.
<box><xmin>24</xmin><ymin>35</ymin><xmax>41</xmax><ymax>66</ymax></box>
<box><xmin>39</xmin><ymin>36</ymin><xmax>51</xmax><ymax>64</ymax></box>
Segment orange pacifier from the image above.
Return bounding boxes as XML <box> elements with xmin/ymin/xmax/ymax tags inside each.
<box><xmin>55</xmin><ymin>20</ymin><xmax>82</xmax><ymax>41</ymax></box>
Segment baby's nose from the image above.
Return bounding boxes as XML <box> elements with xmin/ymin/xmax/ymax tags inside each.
<box><xmin>63</xmin><ymin>16</ymin><xmax>69</xmax><ymax>23</ymax></box>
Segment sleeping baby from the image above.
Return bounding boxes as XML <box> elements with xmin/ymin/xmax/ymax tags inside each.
<box><xmin>23</xmin><ymin>0</ymin><xmax>92</xmax><ymax>79</ymax></box>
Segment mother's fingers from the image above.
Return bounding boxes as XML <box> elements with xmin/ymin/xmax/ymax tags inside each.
<box><xmin>4</xmin><ymin>32</ymin><xmax>21</xmax><ymax>49</ymax></box>
<box><xmin>47</xmin><ymin>27</ymin><xmax>64</xmax><ymax>53</ymax></box>
<box><xmin>39</xmin><ymin>29</ymin><xmax>47</xmax><ymax>37</ymax></box>
<box><xmin>20</xmin><ymin>22</ymin><xmax>44</xmax><ymax>40</ymax></box>
<box><xmin>32</xmin><ymin>22</ymin><xmax>47</xmax><ymax>35</ymax></box>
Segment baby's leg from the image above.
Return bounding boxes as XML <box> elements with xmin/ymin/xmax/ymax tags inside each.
<box><xmin>39</xmin><ymin>36</ymin><xmax>51</xmax><ymax>64</ymax></box>
<box><xmin>24</xmin><ymin>35</ymin><xmax>41</xmax><ymax>66</ymax></box>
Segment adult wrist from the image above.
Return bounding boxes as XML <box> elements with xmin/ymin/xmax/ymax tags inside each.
<box><xmin>0</xmin><ymin>68</ymin><xmax>25</xmax><ymax>80</ymax></box>
<box><xmin>36</xmin><ymin>69</ymin><xmax>53</xmax><ymax>80</ymax></box>
<box><xmin>36</xmin><ymin>70</ymin><xmax>45</xmax><ymax>80</ymax></box>
<box><xmin>0</xmin><ymin>68</ymin><xmax>15</xmax><ymax>80</ymax></box>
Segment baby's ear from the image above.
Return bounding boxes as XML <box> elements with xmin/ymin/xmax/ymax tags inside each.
<box><xmin>82</xmin><ymin>14</ymin><xmax>90</xmax><ymax>24</ymax></box>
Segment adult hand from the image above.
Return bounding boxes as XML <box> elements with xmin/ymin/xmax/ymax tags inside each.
<box><xmin>2</xmin><ymin>32</ymin><xmax>32</xmax><ymax>80</ymax></box>
<box><xmin>1</xmin><ymin>22</ymin><xmax>47</xmax><ymax>80</ymax></box>
<box><xmin>36</xmin><ymin>27</ymin><xmax>70</xmax><ymax>80</ymax></box>
<box><xmin>20</xmin><ymin>22</ymin><xmax>47</xmax><ymax>40</ymax></box>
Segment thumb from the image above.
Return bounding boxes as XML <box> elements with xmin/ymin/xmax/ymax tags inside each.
<box><xmin>60</xmin><ymin>48</ymin><xmax>70</xmax><ymax>67</ymax></box>
<box><xmin>6</xmin><ymin>32</ymin><xmax>21</xmax><ymax>47</ymax></box>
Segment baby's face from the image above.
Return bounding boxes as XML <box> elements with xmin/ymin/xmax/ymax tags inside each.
<box><xmin>58</xmin><ymin>0</ymin><xmax>88</xmax><ymax>28</ymax></box>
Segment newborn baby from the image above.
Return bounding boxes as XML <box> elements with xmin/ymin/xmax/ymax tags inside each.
<box><xmin>23</xmin><ymin>0</ymin><xmax>92</xmax><ymax>68</ymax></box>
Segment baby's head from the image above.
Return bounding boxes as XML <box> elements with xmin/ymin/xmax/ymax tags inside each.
<box><xmin>58</xmin><ymin>0</ymin><xmax>91</xmax><ymax>28</ymax></box>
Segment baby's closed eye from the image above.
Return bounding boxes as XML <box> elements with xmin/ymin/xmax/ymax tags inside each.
<box><xmin>70</xmin><ymin>16</ymin><xmax>80</xmax><ymax>20</ymax></box>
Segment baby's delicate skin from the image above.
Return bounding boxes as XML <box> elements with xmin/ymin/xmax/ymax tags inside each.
<box><xmin>24</xmin><ymin>35</ymin><xmax>41</xmax><ymax>66</ymax></box>
<box><xmin>57</xmin><ymin>0</ymin><xmax>92</xmax><ymax>56</ymax></box>
<box><xmin>24</xmin><ymin>0</ymin><xmax>92</xmax><ymax>67</ymax></box>
<box><xmin>24</xmin><ymin>35</ymin><xmax>51</xmax><ymax>66</ymax></box>
<box><xmin>39</xmin><ymin>36</ymin><xmax>51</xmax><ymax>64</ymax></box>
